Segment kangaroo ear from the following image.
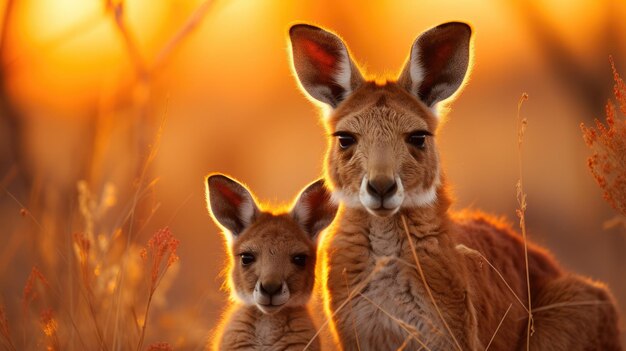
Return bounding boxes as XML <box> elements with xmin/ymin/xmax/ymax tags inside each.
<box><xmin>206</xmin><ymin>174</ymin><xmax>259</xmax><ymax>237</ymax></box>
<box><xmin>291</xmin><ymin>179</ymin><xmax>338</xmax><ymax>241</ymax></box>
<box><xmin>398</xmin><ymin>22</ymin><xmax>472</xmax><ymax>109</ymax></box>
<box><xmin>289</xmin><ymin>24</ymin><xmax>364</xmax><ymax>108</ymax></box>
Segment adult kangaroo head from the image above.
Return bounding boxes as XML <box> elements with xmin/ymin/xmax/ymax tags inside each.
<box><xmin>289</xmin><ymin>23</ymin><xmax>472</xmax><ymax>217</ymax></box>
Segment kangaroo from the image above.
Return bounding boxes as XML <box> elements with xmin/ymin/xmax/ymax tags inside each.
<box><xmin>288</xmin><ymin>22</ymin><xmax>622</xmax><ymax>350</ymax></box>
<box><xmin>206</xmin><ymin>174</ymin><xmax>337</xmax><ymax>350</ymax></box>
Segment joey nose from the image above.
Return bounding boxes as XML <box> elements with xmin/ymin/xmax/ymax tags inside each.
<box><xmin>367</xmin><ymin>177</ymin><xmax>397</xmax><ymax>199</ymax></box>
<box><xmin>260</xmin><ymin>281</ymin><xmax>282</xmax><ymax>296</ymax></box>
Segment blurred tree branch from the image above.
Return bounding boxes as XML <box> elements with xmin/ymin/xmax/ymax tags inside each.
<box><xmin>106</xmin><ymin>0</ymin><xmax>149</xmax><ymax>80</ymax></box>
<box><xmin>512</xmin><ymin>0</ymin><xmax>625</xmax><ymax>119</ymax></box>
<box><xmin>152</xmin><ymin>0</ymin><xmax>215</xmax><ymax>72</ymax></box>
<box><xmin>0</xmin><ymin>0</ymin><xmax>27</xmax><ymax>183</ymax></box>
<box><xmin>106</xmin><ymin>0</ymin><xmax>215</xmax><ymax>82</ymax></box>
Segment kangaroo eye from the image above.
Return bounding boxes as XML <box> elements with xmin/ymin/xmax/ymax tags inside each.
<box><xmin>406</xmin><ymin>131</ymin><xmax>431</xmax><ymax>149</ymax></box>
<box><xmin>333</xmin><ymin>132</ymin><xmax>357</xmax><ymax>149</ymax></box>
<box><xmin>292</xmin><ymin>254</ymin><xmax>307</xmax><ymax>267</ymax></box>
<box><xmin>240</xmin><ymin>253</ymin><xmax>255</xmax><ymax>266</ymax></box>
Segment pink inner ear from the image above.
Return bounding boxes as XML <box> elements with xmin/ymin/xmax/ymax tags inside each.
<box><xmin>434</xmin><ymin>42</ymin><xmax>454</xmax><ymax>62</ymax></box>
<box><xmin>302</xmin><ymin>39</ymin><xmax>337</xmax><ymax>77</ymax></box>
<box><xmin>305</xmin><ymin>188</ymin><xmax>327</xmax><ymax>215</ymax></box>
<box><xmin>419</xmin><ymin>41</ymin><xmax>456</xmax><ymax>98</ymax></box>
<box><xmin>215</xmin><ymin>182</ymin><xmax>242</xmax><ymax>207</ymax></box>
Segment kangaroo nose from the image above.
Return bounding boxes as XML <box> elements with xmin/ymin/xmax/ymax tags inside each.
<box><xmin>260</xmin><ymin>281</ymin><xmax>282</xmax><ymax>296</ymax></box>
<box><xmin>367</xmin><ymin>177</ymin><xmax>397</xmax><ymax>198</ymax></box>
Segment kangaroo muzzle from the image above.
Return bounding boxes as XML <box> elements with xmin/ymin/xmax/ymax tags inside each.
<box><xmin>359</xmin><ymin>175</ymin><xmax>405</xmax><ymax>217</ymax></box>
<box><xmin>253</xmin><ymin>280</ymin><xmax>290</xmax><ymax>313</ymax></box>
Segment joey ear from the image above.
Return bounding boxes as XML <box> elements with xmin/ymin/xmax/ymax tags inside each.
<box><xmin>206</xmin><ymin>174</ymin><xmax>259</xmax><ymax>237</ymax></box>
<box><xmin>289</xmin><ymin>24</ymin><xmax>364</xmax><ymax>108</ymax></box>
<box><xmin>397</xmin><ymin>22</ymin><xmax>472</xmax><ymax>108</ymax></box>
<box><xmin>291</xmin><ymin>179</ymin><xmax>338</xmax><ymax>241</ymax></box>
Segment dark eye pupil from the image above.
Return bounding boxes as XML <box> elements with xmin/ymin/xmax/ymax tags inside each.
<box><xmin>292</xmin><ymin>255</ymin><xmax>306</xmax><ymax>267</ymax></box>
<box><xmin>240</xmin><ymin>253</ymin><xmax>255</xmax><ymax>266</ymax></box>
<box><xmin>337</xmin><ymin>135</ymin><xmax>356</xmax><ymax>149</ymax></box>
<box><xmin>407</xmin><ymin>134</ymin><xmax>427</xmax><ymax>149</ymax></box>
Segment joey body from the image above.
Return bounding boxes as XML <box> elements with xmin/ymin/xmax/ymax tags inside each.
<box><xmin>206</xmin><ymin>175</ymin><xmax>337</xmax><ymax>350</ymax></box>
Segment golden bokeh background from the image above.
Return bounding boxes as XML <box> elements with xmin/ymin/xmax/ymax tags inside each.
<box><xmin>1</xmin><ymin>0</ymin><xmax>625</xmax><ymax>348</ymax></box>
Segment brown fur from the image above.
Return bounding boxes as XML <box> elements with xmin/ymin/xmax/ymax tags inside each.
<box><xmin>205</xmin><ymin>175</ymin><xmax>337</xmax><ymax>350</ymax></box>
<box><xmin>289</xmin><ymin>23</ymin><xmax>622</xmax><ymax>350</ymax></box>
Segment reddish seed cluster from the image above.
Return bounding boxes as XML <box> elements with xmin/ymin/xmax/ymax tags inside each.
<box><xmin>39</xmin><ymin>308</ymin><xmax>57</xmax><ymax>337</ymax></box>
<box><xmin>140</xmin><ymin>227</ymin><xmax>180</xmax><ymax>289</ymax></box>
<box><xmin>22</xmin><ymin>267</ymin><xmax>50</xmax><ymax>314</ymax></box>
<box><xmin>0</xmin><ymin>304</ymin><xmax>13</xmax><ymax>346</ymax></box>
<box><xmin>581</xmin><ymin>57</ymin><xmax>626</xmax><ymax>217</ymax></box>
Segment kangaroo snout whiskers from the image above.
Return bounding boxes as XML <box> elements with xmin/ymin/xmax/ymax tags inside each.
<box><xmin>254</xmin><ymin>280</ymin><xmax>290</xmax><ymax>309</ymax></box>
<box><xmin>359</xmin><ymin>175</ymin><xmax>405</xmax><ymax>216</ymax></box>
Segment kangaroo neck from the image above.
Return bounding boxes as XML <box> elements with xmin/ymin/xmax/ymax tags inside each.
<box><xmin>339</xmin><ymin>187</ymin><xmax>450</xmax><ymax>255</ymax></box>
<box><xmin>244</xmin><ymin>304</ymin><xmax>306</xmax><ymax>326</ymax></box>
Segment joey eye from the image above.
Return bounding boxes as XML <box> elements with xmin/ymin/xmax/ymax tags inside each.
<box><xmin>333</xmin><ymin>132</ymin><xmax>357</xmax><ymax>149</ymax></box>
<box><xmin>292</xmin><ymin>254</ymin><xmax>307</xmax><ymax>267</ymax></box>
<box><xmin>240</xmin><ymin>253</ymin><xmax>255</xmax><ymax>266</ymax></box>
<box><xmin>406</xmin><ymin>131</ymin><xmax>431</xmax><ymax>149</ymax></box>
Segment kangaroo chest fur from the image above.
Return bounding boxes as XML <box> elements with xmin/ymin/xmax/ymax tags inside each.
<box><xmin>218</xmin><ymin>306</ymin><xmax>319</xmax><ymax>351</ymax></box>
<box><xmin>324</xmin><ymin>212</ymin><xmax>472</xmax><ymax>350</ymax></box>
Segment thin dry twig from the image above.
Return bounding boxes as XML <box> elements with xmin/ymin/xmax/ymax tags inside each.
<box><xmin>531</xmin><ymin>300</ymin><xmax>609</xmax><ymax>314</ymax></box>
<box><xmin>1</xmin><ymin>186</ymin><xmax>43</xmax><ymax>231</ymax></box>
<box><xmin>73</xmin><ymin>232</ymin><xmax>109</xmax><ymax>351</ymax></box>
<box><xmin>381</xmin><ymin>257</ymin><xmax>448</xmax><ymax>338</ymax></box>
<box><xmin>302</xmin><ymin>256</ymin><xmax>393</xmax><ymax>350</ymax></box>
<box><xmin>515</xmin><ymin>93</ymin><xmax>534</xmax><ymax>349</ymax></box>
<box><xmin>342</xmin><ymin>268</ymin><xmax>361</xmax><ymax>351</ymax></box>
<box><xmin>400</xmin><ymin>215</ymin><xmax>462</xmax><ymax>351</ymax></box>
<box><xmin>456</xmin><ymin>244</ymin><xmax>527</xmax><ymax>313</ymax></box>
<box><xmin>111</xmin><ymin>107</ymin><xmax>167</xmax><ymax>349</ymax></box>
<box><xmin>484</xmin><ymin>303</ymin><xmax>512</xmax><ymax>351</ymax></box>
<box><xmin>357</xmin><ymin>293</ymin><xmax>433</xmax><ymax>351</ymax></box>
<box><xmin>22</xmin><ymin>265</ymin><xmax>89</xmax><ymax>350</ymax></box>
<box><xmin>396</xmin><ymin>335</ymin><xmax>412</xmax><ymax>351</ymax></box>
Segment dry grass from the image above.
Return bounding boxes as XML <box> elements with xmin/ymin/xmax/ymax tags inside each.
<box><xmin>137</xmin><ymin>227</ymin><xmax>180</xmax><ymax>351</ymax></box>
<box><xmin>0</xmin><ymin>1</ymin><xmax>215</xmax><ymax>349</ymax></box>
<box><xmin>581</xmin><ymin>57</ymin><xmax>626</xmax><ymax>219</ymax></box>
<box><xmin>515</xmin><ymin>93</ymin><xmax>534</xmax><ymax>350</ymax></box>
<box><xmin>0</xmin><ymin>182</ymin><xmax>181</xmax><ymax>350</ymax></box>
<box><xmin>484</xmin><ymin>303</ymin><xmax>512</xmax><ymax>351</ymax></box>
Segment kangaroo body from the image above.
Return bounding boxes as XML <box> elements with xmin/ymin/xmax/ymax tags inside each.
<box><xmin>325</xmin><ymin>195</ymin><xmax>618</xmax><ymax>350</ymax></box>
<box><xmin>289</xmin><ymin>23</ymin><xmax>622</xmax><ymax>350</ymax></box>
